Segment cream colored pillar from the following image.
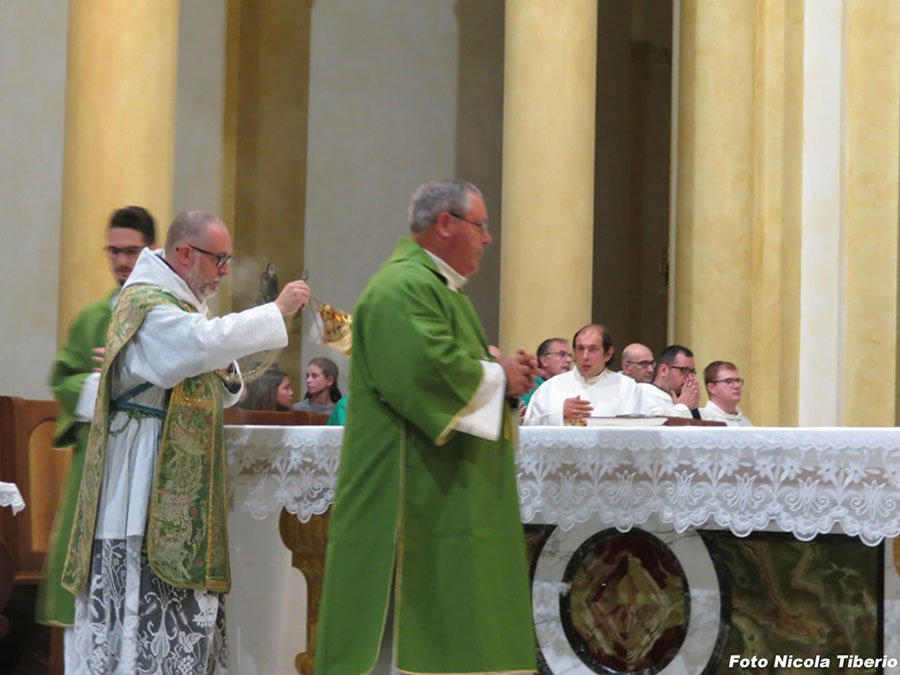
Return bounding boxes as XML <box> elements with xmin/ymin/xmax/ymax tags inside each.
<box><xmin>675</xmin><ymin>0</ymin><xmax>900</xmax><ymax>426</ymax></box>
<box><xmin>842</xmin><ymin>0</ymin><xmax>900</xmax><ymax>426</ymax></box>
<box><xmin>673</xmin><ymin>1</ymin><xmax>761</xmax><ymax>420</ymax></box>
<box><xmin>674</xmin><ymin>1</ymin><xmax>807</xmax><ymax>426</ymax></box>
<box><xmin>57</xmin><ymin>1</ymin><xmax>180</xmax><ymax>343</ymax></box>
<box><xmin>500</xmin><ymin>0</ymin><xmax>598</xmax><ymax>355</ymax></box>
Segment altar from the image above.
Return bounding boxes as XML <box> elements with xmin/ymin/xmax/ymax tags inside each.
<box><xmin>225</xmin><ymin>426</ymin><xmax>900</xmax><ymax>674</ymax></box>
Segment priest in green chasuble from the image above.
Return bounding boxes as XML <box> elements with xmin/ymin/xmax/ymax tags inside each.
<box><xmin>316</xmin><ymin>180</ymin><xmax>539</xmax><ymax>675</ymax></box>
<box><xmin>37</xmin><ymin>206</ymin><xmax>156</xmax><ymax>628</ymax></box>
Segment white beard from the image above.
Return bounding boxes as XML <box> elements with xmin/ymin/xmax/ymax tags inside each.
<box><xmin>186</xmin><ymin>258</ymin><xmax>218</xmax><ymax>301</ymax></box>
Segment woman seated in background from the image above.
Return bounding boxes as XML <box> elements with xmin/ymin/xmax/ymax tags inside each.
<box><xmin>239</xmin><ymin>364</ymin><xmax>294</xmax><ymax>411</ymax></box>
<box><xmin>293</xmin><ymin>356</ymin><xmax>342</xmax><ymax>414</ymax></box>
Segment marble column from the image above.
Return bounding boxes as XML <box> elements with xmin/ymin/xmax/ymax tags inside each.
<box><xmin>499</xmin><ymin>0</ymin><xmax>598</xmax><ymax>355</ymax></box>
<box><xmin>675</xmin><ymin>0</ymin><xmax>900</xmax><ymax>425</ymax></box>
<box><xmin>57</xmin><ymin>1</ymin><xmax>180</xmax><ymax>343</ymax></box>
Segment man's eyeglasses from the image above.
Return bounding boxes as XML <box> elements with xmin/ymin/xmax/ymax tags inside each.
<box><xmin>188</xmin><ymin>244</ymin><xmax>232</xmax><ymax>270</ymax></box>
<box><xmin>624</xmin><ymin>360</ymin><xmax>655</xmax><ymax>369</ymax></box>
<box><xmin>105</xmin><ymin>245</ymin><xmax>143</xmax><ymax>259</ymax></box>
<box><xmin>711</xmin><ymin>377</ymin><xmax>744</xmax><ymax>386</ymax></box>
<box><xmin>448</xmin><ymin>212</ymin><xmax>489</xmax><ymax>232</ymax></box>
<box><xmin>670</xmin><ymin>365</ymin><xmax>697</xmax><ymax>376</ymax></box>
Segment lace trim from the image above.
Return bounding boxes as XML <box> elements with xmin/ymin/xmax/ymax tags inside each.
<box><xmin>0</xmin><ymin>482</ymin><xmax>25</xmax><ymax>515</ymax></box>
<box><xmin>226</xmin><ymin>426</ymin><xmax>900</xmax><ymax>546</ymax></box>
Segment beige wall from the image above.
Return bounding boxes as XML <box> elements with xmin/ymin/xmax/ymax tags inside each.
<box><xmin>0</xmin><ymin>1</ymin><xmax>225</xmax><ymax>399</ymax></box>
<box><xmin>672</xmin><ymin>0</ymin><xmax>900</xmax><ymax>426</ymax></box>
<box><xmin>0</xmin><ymin>1</ymin><xmax>69</xmax><ymax>398</ymax></box>
<box><xmin>174</xmin><ymin>1</ymin><xmax>226</xmax><ymax>217</ymax></box>
<box><xmin>300</xmin><ymin>0</ymin><xmax>504</xmax><ymax>393</ymax></box>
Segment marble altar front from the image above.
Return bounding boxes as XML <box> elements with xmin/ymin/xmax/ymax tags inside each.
<box><xmin>225</xmin><ymin>426</ymin><xmax>900</xmax><ymax>674</ymax></box>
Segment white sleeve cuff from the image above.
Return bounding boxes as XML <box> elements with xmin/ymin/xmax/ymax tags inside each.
<box><xmin>454</xmin><ymin>361</ymin><xmax>506</xmax><ymax>441</ymax></box>
<box><xmin>74</xmin><ymin>372</ymin><xmax>101</xmax><ymax>421</ymax></box>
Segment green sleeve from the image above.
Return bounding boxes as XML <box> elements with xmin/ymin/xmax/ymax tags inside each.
<box><xmin>49</xmin><ymin>297</ymin><xmax>112</xmax><ymax>447</ymax></box>
<box><xmin>326</xmin><ymin>397</ymin><xmax>347</xmax><ymax>426</ymax></box>
<box><xmin>357</xmin><ymin>270</ymin><xmax>483</xmax><ymax>445</ymax></box>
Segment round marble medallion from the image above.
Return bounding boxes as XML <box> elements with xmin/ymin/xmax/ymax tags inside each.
<box><xmin>532</xmin><ymin>522</ymin><xmax>725</xmax><ymax>675</ymax></box>
<box><xmin>560</xmin><ymin>529</ymin><xmax>688</xmax><ymax>674</ymax></box>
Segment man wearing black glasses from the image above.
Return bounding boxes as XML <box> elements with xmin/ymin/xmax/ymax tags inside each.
<box><xmin>317</xmin><ymin>180</ymin><xmax>537</xmax><ymax>675</ymax></box>
<box><xmin>701</xmin><ymin>360</ymin><xmax>753</xmax><ymax>426</ymax></box>
<box><xmin>38</xmin><ymin>206</ymin><xmax>155</xmax><ymax>629</ymax></box>
<box><xmin>639</xmin><ymin>344</ymin><xmax>701</xmax><ymax>419</ymax></box>
<box><xmin>621</xmin><ymin>342</ymin><xmax>655</xmax><ymax>384</ymax></box>
<box><xmin>62</xmin><ymin>209</ymin><xmax>311</xmax><ymax>674</ymax></box>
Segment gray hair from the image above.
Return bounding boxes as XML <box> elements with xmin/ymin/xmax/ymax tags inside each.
<box><xmin>407</xmin><ymin>180</ymin><xmax>482</xmax><ymax>233</ymax></box>
<box><xmin>165</xmin><ymin>210</ymin><xmax>222</xmax><ymax>253</ymax></box>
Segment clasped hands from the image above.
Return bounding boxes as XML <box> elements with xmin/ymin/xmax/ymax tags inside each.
<box><xmin>493</xmin><ymin>347</ymin><xmax>539</xmax><ymax>398</ymax></box>
<box><xmin>672</xmin><ymin>375</ymin><xmax>700</xmax><ymax>410</ymax></box>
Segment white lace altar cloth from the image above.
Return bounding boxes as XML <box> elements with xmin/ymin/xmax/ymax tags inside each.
<box><xmin>0</xmin><ymin>482</ymin><xmax>25</xmax><ymax>515</ymax></box>
<box><xmin>225</xmin><ymin>425</ymin><xmax>900</xmax><ymax>546</ymax></box>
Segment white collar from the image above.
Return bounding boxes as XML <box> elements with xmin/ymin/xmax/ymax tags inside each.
<box><xmin>123</xmin><ymin>248</ymin><xmax>207</xmax><ymax>311</ymax></box>
<box><xmin>573</xmin><ymin>366</ymin><xmax>611</xmax><ymax>387</ymax></box>
<box><xmin>423</xmin><ymin>249</ymin><xmax>468</xmax><ymax>291</ymax></box>
<box><xmin>706</xmin><ymin>399</ymin><xmax>742</xmax><ymax>418</ymax></box>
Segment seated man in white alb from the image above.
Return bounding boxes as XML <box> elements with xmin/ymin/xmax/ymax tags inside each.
<box><xmin>620</xmin><ymin>342</ymin><xmax>655</xmax><ymax>384</ymax></box>
<box><xmin>700</xmin><ymin>360</ymin><xmax>753</xmax><ymax>426</ymax></box>
<box><xmin>638</xmin><ymin>344</ymin><xmax>700</xmax><ymax>419</ymax></box>
<box><xmin>524</xmin><ymin>324</ymin><xmax>647</xmax><ymax>425</ymax></box>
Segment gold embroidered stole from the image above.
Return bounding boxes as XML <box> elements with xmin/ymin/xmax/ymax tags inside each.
<box><xmin>62</xmin><ymin>284</ymin><xmax>230</xmax><ymax>593</ymax></box>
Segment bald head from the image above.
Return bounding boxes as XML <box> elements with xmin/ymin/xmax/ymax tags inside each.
<box><xmin>621</xmin><ymin>343</ymin><xmax>654</xmax><ymax>383</ymax></box>
<box><xmin>165</xmin><ymin>210</ymin><xmax>224</xmax><ymax>256</ymax></box>
<box><xmin>164</xmin><ymin>210</ymin><xmax>233</xmax><ymax>301</ymax></box>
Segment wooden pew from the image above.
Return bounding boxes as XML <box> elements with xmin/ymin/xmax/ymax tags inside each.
<box><xmin>0</xmin><ymin>396</ymin><xmax>70</xmax><ymax>584</ymax></box>
<box><xmin>224</xmin><ymin>407</ymin><xmax>330</xmax><ymax>426</ymax></box>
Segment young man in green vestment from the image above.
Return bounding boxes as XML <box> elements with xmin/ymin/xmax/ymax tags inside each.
<box><xmin>37</xmin><ymin>206</ymin><xmax>156</xmax><ymax>627</ymax></box>
<box><xmin>316</xmin><ymin>180</ymin><xmax>540</xmax><ymax>675</ymax></box>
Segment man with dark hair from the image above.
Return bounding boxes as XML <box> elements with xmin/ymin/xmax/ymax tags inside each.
<box><xmin>62</xmin><ymin>210</ymin><xmax>311</xmax><ymax>673</ymax></box>
<box><xmin>524</xmin><ymin>323</ymin><xmax>648</xmax><ymax>425</ymax></box>
<box><xmin>520</xmin><ymin>336</ymin><xmax>573</xmax><ymax>408</ymax></box>
<box><xmin>316</xmin><ymin>180</ymin><xmax>538</xmax><ymax>674</ymax></box>
<box><xmin>701</xmin><ymin>360</ymin><xmax>753</xmax><ymax>426</ymax></box>
<box><xmin>638</xmin><ymin>344</ymin><xmax>700</xmax><ymax>419</ymax></box>
<box><xmin>37</xmin><ymin>205</ymin><xmax>157</xmax><ymax>628</ymax></box>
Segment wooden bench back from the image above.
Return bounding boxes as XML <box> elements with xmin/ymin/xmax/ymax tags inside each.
<box><xmin>0</xmin><ymin>396</ymin><xmax>70</xmax><ymax>582</ymax></box>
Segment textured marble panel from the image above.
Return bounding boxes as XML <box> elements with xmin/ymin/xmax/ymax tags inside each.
<box><xmin>701</xmin><ymin>531</ymin><xmax>881</xmax><ymax>675</ymax></box>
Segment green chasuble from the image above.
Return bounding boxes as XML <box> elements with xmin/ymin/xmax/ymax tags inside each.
<box><xmin>316</xmin><ymin>238</ymin><xmax>536</xmax><ymax>675</ymax></box>
<box><xmin>36</xmin><ymin>290</ymin><xmax>115</xmax><ymax>626</ymax></box>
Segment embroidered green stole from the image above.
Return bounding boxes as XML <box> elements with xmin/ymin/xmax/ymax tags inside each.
<box><xmin>62</xmin><ymin>283</ymin><xmax>231</xmax><ymax>594</ymax></box>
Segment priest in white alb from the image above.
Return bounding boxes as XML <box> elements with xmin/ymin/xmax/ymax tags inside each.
<box><xmin>700</xmin><ymin>360</ymin><xmax>753</xmax><ymax>426</ymax></box>
<box><xmin>524</xmin><ymin>324</ymin><xmax>649</xmax><ymax>425</ymax></box>
<box><xmin>637</xmin><ymin>344</ymin><xmax>701</xmax><ymax>419</ymax></box>
<box><xmin>61</xmin><ymin>210</ymin><xmax>311</xmax><ymax>674</ymax></box>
